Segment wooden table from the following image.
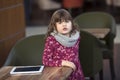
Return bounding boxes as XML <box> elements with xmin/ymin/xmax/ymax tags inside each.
<box><xmin>0</xmin><ymin>66</ymin><xmax>73</xmax><ymax>80</ymax></box>
<box><xmin>82</xmin><ymin>28</ymin><xmax>110</xmax><ymax>38</ymax></box>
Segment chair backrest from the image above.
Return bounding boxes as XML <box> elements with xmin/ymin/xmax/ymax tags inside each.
<box><xmin>79</xmin><ymin>30</ymin><xmax>103</xmax><ymax>77</ymax></box>
<box><xmin>74</xmin><ymin>12</ymin><xmax>116</xmax><ymax>49</ymax></box>
<box><xmin>74</xmin><ymin>12</ymin><xmax>116</xmax><ymax>37</ymax></box>
<box><xmin>4</xmin><ymin>34</ymin><xmax>45</xmax><ymax>66</ymax></box>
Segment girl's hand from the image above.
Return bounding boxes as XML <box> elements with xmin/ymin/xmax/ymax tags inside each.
<box><xmin>61</xmin><ymin>60</ymin><xmax>76</xmax><ymax>71</ymax></box>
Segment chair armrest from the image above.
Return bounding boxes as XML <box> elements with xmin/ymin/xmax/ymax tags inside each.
<box><xmin>79</xmin><ymin>30</ymin><xmax>103</xmax><ymax>77</ymax></box>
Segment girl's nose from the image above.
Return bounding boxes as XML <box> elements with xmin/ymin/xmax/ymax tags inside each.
<box><xmin>62</xmin><ymin>22</ymin><xmax>67</xmax><ymax>25</ymax></box>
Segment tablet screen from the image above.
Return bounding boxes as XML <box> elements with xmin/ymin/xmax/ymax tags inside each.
<box><xmin>14</xmin><ymin>66</ymin><xmax>41</xmax><ymax>72</ymax></box>
<box><xmin>10</xmin><ymin>66</ymin><xmax>44</xmax><ymax>75</ymax></box>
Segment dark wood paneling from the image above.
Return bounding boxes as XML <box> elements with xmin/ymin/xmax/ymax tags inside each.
<box><xmin>0</xmin><ymin>5</ymin><xmax>25</xmax><ymax>39</ymax></box>
<box><xmin>0</xmin><ymin>0</ymin><xmax>23</xmax><ymax>8</ymax></box>
<box><xmin>0</xmin><ymin>0</ymin><xmax>25</xmax><ymax>67</ymax></box>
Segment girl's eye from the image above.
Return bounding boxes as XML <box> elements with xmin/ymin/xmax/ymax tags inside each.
<box><xmin>58</xmin><ymin>22</ymin><xmax>62</xmax><ymax>24</ymax></box>
<box><xmin>65</xmin><ymin>20</ymin><xmax>70</xmax><ymax>23</ymax></box>
<box><xmin>57</xmin><ymin>20</ymin><xmax>70</xmax><ymax>24</ymax></box>
<box><xmin>56</xmin><ymin>21</ymin><xmax>62</xmax><ymax>24</ymax></box>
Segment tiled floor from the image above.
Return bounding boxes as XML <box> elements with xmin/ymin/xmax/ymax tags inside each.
<box><xmin>26</xmin><ymin>24</ymin><xmax>120</xmax><ymax>43</ymax></box>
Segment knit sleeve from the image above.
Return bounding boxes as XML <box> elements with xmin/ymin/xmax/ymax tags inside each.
<box><xmin>42</xmin><ymin>36</ymin><xmax>62</xmax><ymax>67</ymax></box>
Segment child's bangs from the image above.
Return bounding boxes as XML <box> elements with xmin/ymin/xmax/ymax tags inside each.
<box><xmin>54</xmin><ymin>13</ymin><xmax>72</xmax><ymax>23</ymax></box>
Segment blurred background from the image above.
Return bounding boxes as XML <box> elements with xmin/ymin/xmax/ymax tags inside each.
<box><xmin>0</xmin><ymin>0</ymin><xmax>120</xmax><ymax>80</ymax></box>
<box><xmin>25</xmin><ymin>0</ymin><xmax>120</xmax><ymax>26</ymax></box>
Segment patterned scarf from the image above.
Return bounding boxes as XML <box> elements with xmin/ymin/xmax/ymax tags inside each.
<box><xmin>51</xmin><ymin>31</ymin><xmax>80</xmax><ymax>47</ymax></box>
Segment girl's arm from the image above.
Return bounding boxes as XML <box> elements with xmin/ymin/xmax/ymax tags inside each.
<box><xmin>42</xmin><ymin>37</ymin><xmax>62</xmax><ymax>67</ymax></box>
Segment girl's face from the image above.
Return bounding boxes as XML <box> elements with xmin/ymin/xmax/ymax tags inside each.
<box><xmin>55</xmin><ymin>20</ymin><xmax>72</xmax><ymax>36</ymax></box>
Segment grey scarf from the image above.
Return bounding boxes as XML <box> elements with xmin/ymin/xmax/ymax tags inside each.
<box><xmin>51</xmin><ymin>31</ymin><xmax>80</xmax><ymax>47</ymax></box>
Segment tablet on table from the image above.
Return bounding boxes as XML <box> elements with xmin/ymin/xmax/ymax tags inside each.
<box><xmin>10</xmin><ymin>65</ymin><xmax>44</xmax><ymax>75</ymax></box>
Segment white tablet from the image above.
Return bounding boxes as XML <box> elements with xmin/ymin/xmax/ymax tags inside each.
<box><xmin>10</xmin><ymin>66</ymin><xmax>44</xmax><ymax>75</ymax></box>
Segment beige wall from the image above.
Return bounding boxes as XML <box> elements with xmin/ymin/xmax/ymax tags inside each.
<box><xmin>106</xmin><ymin>0</ymin><xmax>120</xmax><ymax>6</ymax></box>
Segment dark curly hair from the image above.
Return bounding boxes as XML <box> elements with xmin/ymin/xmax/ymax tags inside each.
<box><xmin>45</xmin><ymin>9</ymin><xmax>79</xmax><ymax>39</ymax></box>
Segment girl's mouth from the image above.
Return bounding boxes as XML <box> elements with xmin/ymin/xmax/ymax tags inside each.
<box><xmin>63</xmin><ymin>28</ymin><xmax>67</xmax><ymax>31</ymax></box>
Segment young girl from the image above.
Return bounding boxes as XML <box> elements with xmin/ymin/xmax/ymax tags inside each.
<box><xmin>42</xmin><ymin>9</ymin><xmax>84</xmax><ymax>80</ymax></box>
